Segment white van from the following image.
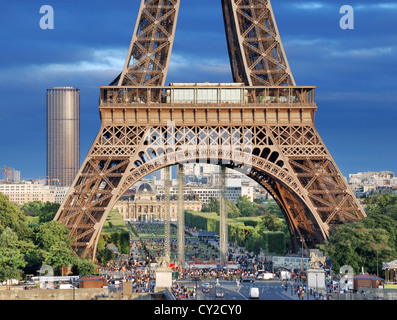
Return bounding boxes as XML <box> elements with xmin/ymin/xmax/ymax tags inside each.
<box><xmin>249</xmin><ymin>287</ymin><xmax>260</xmax><ymax>299</ymax></box>
<box><xmin>257</xmin><ymin>272</ymin><xmax>275</xmax><ymax>280</ymax></box>
<box><xmin>280</xmin><ymin>271</ymin><xmax>291</xmax><ymax>280</ymax></box>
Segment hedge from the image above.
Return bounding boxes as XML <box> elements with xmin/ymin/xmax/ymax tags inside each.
<box><xmin>185</xmin><ymin>210</ymin><xmax>286</xmax><ymax>255</ymax></box>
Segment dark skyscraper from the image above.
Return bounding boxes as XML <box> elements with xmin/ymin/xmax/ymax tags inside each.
<box><xmin>46</xmin><ymin>87</ymin><xmax>80</xmax><ymax>186</ymax></box>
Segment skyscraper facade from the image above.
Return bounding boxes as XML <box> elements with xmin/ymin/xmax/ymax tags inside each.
<box><xmin>46</xmin><ymin>87</ymin><xmax>80</xmax><ymax>186</ymax></box>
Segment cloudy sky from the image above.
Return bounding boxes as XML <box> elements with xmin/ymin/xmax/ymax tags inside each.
<box><xmin>0</xmin><ymin>0</ymin><xmax>396</xmax><ymax>179</ymax></box>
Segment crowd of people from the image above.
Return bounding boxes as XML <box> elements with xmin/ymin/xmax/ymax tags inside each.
<box><xmin>129</xmin><ymin>222</ymin><xmax>224</xmax><ymax>263</ymax></box>
<box><xmin>97</xmin><ymin>221</ymin><xmax>288</xmax><ymax>299</ymax></box>
<box><xmin>171</xmin><ymin>282</ymin><xmax>195</xmax><ymax>300</ymax></box>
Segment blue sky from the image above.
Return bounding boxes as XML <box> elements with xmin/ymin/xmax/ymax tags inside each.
<box><xmin>0</xmin><ymin>0</ymin><xmax>396</xmax><ymax>179</ymax></box>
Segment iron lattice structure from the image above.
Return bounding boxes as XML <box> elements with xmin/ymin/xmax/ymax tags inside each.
<box><xmin>54</xmin><ymin>0</ymin><xmax>365</xmax><ymax>259</ymax></box>
<box><xmin>222</xmin><ymin>0</ymin><xmax>295</xmax><ymax>86</ymax></box>
<box><xmin>111</xmin><ymin>0</ymin><xmax>180</xmax><ymax>86</ymax></box>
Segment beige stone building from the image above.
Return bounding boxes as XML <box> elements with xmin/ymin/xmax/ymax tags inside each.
<box><xmin>0</xmin><ymin>181</ymin><xmax>55</xmax><ymax>205</ymax></box>
<box><xmin>0</xmin><ymin>181</ymin><xmax>69</xmax><ymax>205</ymax></box>
<box><xmin>114</xmin><ymin>182</ymin><xmax>202</xmax><ymax>221</ymax></box>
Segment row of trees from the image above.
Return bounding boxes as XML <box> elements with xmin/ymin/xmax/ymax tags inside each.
<box><xmin>0</xmin><ymin>194</ymin><xmax>96</xmax><ymax>282</ymax></box>
<box><xmin>202</xmin><ymin>195</ymin><xmax>283</xmax><ymax>218</ymax></box>
<box><xmin>199</xmin><ymin>191</ymin><xmax>397</xmax><ymax>274</ymax></box>
<box><xmin>321</xmin><ymin>193</ymin><xmax>397</xmax><ymax>276</ymax></box>
<box><xmin>20</xmin><ymin>201</ymin><xmax>61</xmax><ymax>223</ymax></box>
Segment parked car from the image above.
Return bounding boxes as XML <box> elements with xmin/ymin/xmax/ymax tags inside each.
<box><xmin>242</xmin><ymin>276</ymin><xmax>253</xmax><ymax>282</ymax></box>
<box><xmin>216</xmin><ymin>289</ymin><xmax>224</xmax><ymax>298</ymax></box>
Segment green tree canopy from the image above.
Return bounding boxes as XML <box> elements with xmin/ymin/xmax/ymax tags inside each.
<box><xmin>73</xmin><ymin>259</ymin><xmax>97</xmax><ymax>277</ymax></box>
<box><xmin>322</xmin><ymin>222</ymin><xmax>395</xmax><ymax>275</ymax></box>
<box><xmin>38</xmin><ymin>202</ymin><xmax>60</xmax><ymax>223</ymax></box>
<box><xmin>236</xmin><ymin>195</ymin><xmax>257</xmax><ymax>217</ymax></box>
<box><xmin>0</xmin><ymin>193</ymin><xmax>32</xmax><ymax>240</ymax></box>
<box><xmin>322</xmin><ymin>193</ymin><xmax>397</xmax><ymax>275</ymax></box>
<box><xmin>226</xmin><ymin>199</ymin><xmax>241</xmax><ymax>218</ymax></box>
<box><xmin>0</xmin><ymin>228</ymin><xmax>27</xmax><ymax>281</ymax></box>
<box><xmin>202</xmin><ymin>197</ymin><xmax>220</xmax><ymax>214</ymax></box>
<box><xmin>202</xmin><ymin>198</ymin><xmax>241</xmax><ymax>218</ymax></box>
<box><xmin>43</xmin><ymin>241</ymin><xmax>79</xmax><ymax>276</ymax></box>
<box><xmin>20</xmin><ymin>201</ymin><xmax>44</xmax><ymax>217</ymax></box>
<box><xmin>34</xmin><ymin>220</ymin><xmax>72</xmax><ymax>251</ymax></box>
<box><xmin>260</xmin><ymin>212</ymin><xmax>283</xmax><ymax>231</ymax></box>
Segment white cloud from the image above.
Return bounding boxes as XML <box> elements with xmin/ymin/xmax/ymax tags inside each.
<box><xmin>289</xmin><ymin>2</ymin><xmax>397</xmax><ymax>11</ymax></box>
<box><xmin>290</xmin><ymin>2</ymin><xmax>328</xmax><ymax>10</ymax></box>
<box><xmin>330</xmin><ymin>46</ymin><xmax>394</xmax><ymax>58</ymax></box>
<box><xmin>25</xmin><ymin>49</ymin><xmax>230</xmax><ymax>78</ymax></box>
<box><xmin>284</xmin><ymin>37</ymin><xmax>339</xmax><ymax>47</ymax></box>
<box><xmin>169</xmin><ymin>53</ymin><xmax>230</xmax><ymax>75</ymax></box>
<box><xmin>35</xmin><ymin>48</ymin><xmax>126</xmax><ymax>73</ymax></box>
<box><xmin>355</xmin><ymin>3</ymin><xmax>397</xmax><ymax>10</ymax></box>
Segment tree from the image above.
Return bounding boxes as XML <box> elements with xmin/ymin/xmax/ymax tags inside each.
<box><xmin>38</xmin><ymin>202</ymin><xmax>60</xmax><ymax>223</ymax></box>
<box><xmin>34</xmin><ymin>221</ymin><xmax>72</xmax><ymax>251</ymax></box>
<box><xmin>320</xmin><ymin>193</ymin><xmax>397</xmax><ymax>275</ymax></box>
<box><xmin>20</xmin><ymin>201</ymin><xmax>44</xmax><ymax>217</ymax></box>
<box><xmin>260</xmin><ymin>212</ymin><xmax>282</xmax><ymax>231</ymax></box>
<box><xmin>203</xmin><ymin>198</ymin><xmax>241</xmax><ymax>218</ymax></box>
<box><xmin>110</xmin><ymin>231</ymin><xmax>130</xmax><ymax>255</ymax></box>
<box><xmin>97</xmin><ymin>246</ymin><xmax>114</xmax><ymax>266</ymax></box>
<box><xmin>73</xmin><ymin>259</ymin><xmax>97</xmax><ymax>277</ymax></box>
<box><xmin>322</xmin><ymin>221</ymin><xmax>396</xmax><ymax>275</ymax></box>
<box><xmin>236</xmin><ymin>195</ymin><xmax>257</xmax><ymax>217</ymax></box>
<box><xmin>245</xmin><ymin>231</ymin><xmax>263</xmax><ymax>255</ymax></box>
<box><xmin>0</xmin><ymin>228</ymin><xmax>27</xmax><ymax>281</ymax></box>
<box><xmin>226</xmin><ymin>199</ymin><xmax>241</xmax><ymax>218</ymax></box>
<box><xmin>43</xmin><ymin>241</ymin><xmax>79</xmax><ymax>276</ymax></box>
<box><xmin>264</xmin><ymin>199</ymin><xmax>283</xmax><ymax>218</ymax></box>
<box><xmin>202</xmin><ymin>197</ymin><xmax>220</xmax><ymax>214</ymax></box>
<box><xmin>0</xmin><ymin>193</ymin><xmax>32</xmax><ymax>240</ymax></box>
<box><xmin>23</xmin><ymin>247</ymin><xmax>47</xmax><ymax>276</ymax></box>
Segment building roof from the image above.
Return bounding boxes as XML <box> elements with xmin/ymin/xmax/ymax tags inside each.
<box><xmin>383</xmin><ymin>259</ymin><xmax>397</xmax><ymax>269</ymax></box>
<box><xmin>353</xmin><ymin>273</ymin><xmax>383</xmax><ymax>281</ymax></box>
<box><xmin>136</xmin><ymin>182</ymin><xmax>155</xmax><ymax>194</ymax></box>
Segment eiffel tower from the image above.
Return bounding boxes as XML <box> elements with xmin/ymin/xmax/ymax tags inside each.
<box><xmin>54</xmin><ymin>0</ymin><xmax>366</xmax><ymax>259</ymax></box>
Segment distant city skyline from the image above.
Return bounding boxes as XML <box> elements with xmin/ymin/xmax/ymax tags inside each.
<box><xmin>0</xmin><ymin>1</ymin><xmax>396</xmax><ymax>179</ymax></box>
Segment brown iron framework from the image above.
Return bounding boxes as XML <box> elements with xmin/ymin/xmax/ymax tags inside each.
<box><xmin>54</xmin><ymin>0</ymin><xmax>365</xmax><ymax>259</ymax></box>
<box><xmin>222</xmin><ymin>0</ymin><xmax>295</xmax><ymax>86</ymax></box>
<box><xmin>111</xmin><ymin>0</ymin><xmax>180</xmax><ymax>86</ymax></box>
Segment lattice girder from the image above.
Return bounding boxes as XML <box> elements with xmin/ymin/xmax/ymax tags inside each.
<box><xmin>114</xmin><ymin>0</ymin><xmax>180</xmax><ymax>86</ymax></box>
<box><xmin>222</xmin><ymin>0</ymin><xmax>295</xmax><ymax>86</ymax></box>
<box><xmin>55</xmin><ymin>120</ymin><xmax>365</xmax><ymax>258</ymax></box>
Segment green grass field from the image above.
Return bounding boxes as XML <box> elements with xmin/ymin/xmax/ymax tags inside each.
<box><xmin>101</xmin><ymin>210</ymin><xmax>129</xmax><ymax>235</ymax></box>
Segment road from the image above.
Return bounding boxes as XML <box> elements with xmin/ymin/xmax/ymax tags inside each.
<box><xmin>177</xmin><ymin>279</ymin><xmax>295</xmax><ymax>301</ymax></box>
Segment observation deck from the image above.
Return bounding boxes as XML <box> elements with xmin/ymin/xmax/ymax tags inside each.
<box><xmin>99</xmin><ymin>83</ymin><xmax>317</xmax><ymax>125</ymax></box>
